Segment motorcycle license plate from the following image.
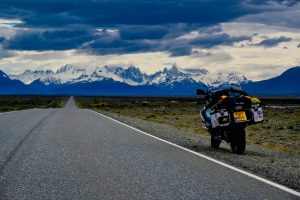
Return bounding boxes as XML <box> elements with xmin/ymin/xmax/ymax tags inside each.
<box><xmin>233</xmin><ymin>111</ymin><xmax>247</xmax><ymax>121</ymax></box>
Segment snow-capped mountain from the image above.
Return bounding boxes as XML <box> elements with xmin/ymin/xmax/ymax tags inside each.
<box><xmin>2</xmin><ymin>66</ymin><xmax>300</xmax><ymax>95</ymax></box>
<box><xmin>147</xmin><ymin>64</ymin><xmax>249</xmax><ymax>87</ymax></box>
<box><xmin>91</xmin><ymin>66</ymin><xmax>149</xmax><ymax>85</ymax></box>
<box><xmin>55</xmin><ymin>64</ymin><xmax>87</xmax><ymax>84</ymax></box>
<box><xmin>10</xmin><ymin>69</ymin><xmax>54</xmax><ymax>84</ymax></box>
<box><xmin>148</xmin><ymin>65</ymin><xmax>198</xmax><ymax>87</ymax></box>
<box><xmin>10</xmin><ymin>64</ymin><xmax>87</xmax><ymax>85</ymax></box>
<box><xmin>9</xmin><ymin>64</ymin><xmax>250</xmax><ymax>87</ymax></box>
<box><xmin>210</xmin><ymin>72</ymin><xmax>249</xmax><ymax>87</ymax></box>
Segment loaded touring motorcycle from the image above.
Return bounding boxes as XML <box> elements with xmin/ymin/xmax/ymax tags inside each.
<box><xmin>196</xmin><ymin>84</ymin><xmax>263</xmax><ymax>154</ymax></box>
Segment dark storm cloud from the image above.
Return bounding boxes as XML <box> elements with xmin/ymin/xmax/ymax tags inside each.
<box><xmin>0</xmin><ymin>0</ymin><xmax>297</xmax><ymax>55</ymax></box>
<box><xmin>4</xmin><ymin>30</ymin><xmax>93</xmax><ymax>51</ymax></box>
<box><xmin>256</xmin><ymin>36</ymin><xmax>292</xmax><ymax>47</ymax></box>
<box><xmin>168</xmin><ymin>45</ymin><xmax>192</xmax><ymax>57</ymax></box>
<box><xmin>165</xmin><ymin>32</ymin><xmax>251</xmax><ymax>56</ymax></box>
<box><xmin>237</xmin><ymin>0</ymin><xmax>300</xmax><ymax>29</ymax></box>
<box><xmin>0</xmin><ymin>0</ymin><xmax>253</xmax><ymax>27</ymax></box>
<box><xmin>190</xmin><ymin>33</ymin><xmax>251</xmax><ymax>48</ymax></box>
<box><xmin>0</xmin><ymin>37</ymin><xmax>6</xmax><ymax>43</ymax></box>
<box><xmin>80</xmin><ymin>28</ymin><xmax>158</xmax><ymax>55</ymax></box>
<box><xmin>119</xmin><ymin>26</ymin><xmax>168</xmax><ymax>40</ymax></box>
<box><xmin>86</xmin><ymin>39</ymin><xmax>154</xmax><ymax>55</ymax></box>
<box><xmin>82</xmin><ymin>28</ymin><xmax>252</xmax><ymax>56</ymax></box>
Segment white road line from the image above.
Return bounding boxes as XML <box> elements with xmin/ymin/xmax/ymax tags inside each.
<box><xmin>89</xmin><ymin>109</ymin><xmax>300</xmax><ymax>197</ymax></box>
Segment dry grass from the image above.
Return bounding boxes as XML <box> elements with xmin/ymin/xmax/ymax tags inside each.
<box><xmin>246</xmin><ymin>107</ymin><xmax>300</xmax><ymax>155</ymax></box>
<box><xmin>0</xmin><ymin>96</ymin><xmax>68</xmax><ymax>112</ymax></box>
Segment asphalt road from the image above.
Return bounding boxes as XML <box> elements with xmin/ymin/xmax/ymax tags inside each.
<box><xmin>0</xmin><ymin>97</ymin><xmax>298</xmax><ymax>199</ymax></box>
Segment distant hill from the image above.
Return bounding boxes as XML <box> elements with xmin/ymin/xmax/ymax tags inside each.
<box><xmin>242</xmin><ymin>66</ymin><xmax>300</xmax><ymax>96</ymax></box>
<box><xmin>0</xmin><ymin>70</ymin><xmax>28</xmax><ymax>94</ymax></box>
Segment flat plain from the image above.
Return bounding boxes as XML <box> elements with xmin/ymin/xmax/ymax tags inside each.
<box><xmin>0</xmin><ymin>96</ymin><xmax>68</xmax><ymax>112</ymax></box>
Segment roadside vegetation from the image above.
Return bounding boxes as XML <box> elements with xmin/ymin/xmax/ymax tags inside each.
<box><xmin>76</xmin><ymin>96</ymin><xmax>300</xmax><ymax>155</ymax></box>
<box><xmin>0</xmin><ymin>96</ymin><xmax>68</xmax><ymax>112</ymax></box>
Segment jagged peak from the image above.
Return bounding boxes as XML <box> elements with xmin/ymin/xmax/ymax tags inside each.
<box><xmin>103</xmin><ymin>65</ymin><xmax>123</xmax><ymax>73</ymax></box>
<box><xmin>125</xmin><ymin>66</ymin><xmax>143</xmax><ymax>74</ymax></box>
<box><xmin>24</xmin><ymin>69</ymin><xmax>32</xmax><ymax>73</ymax></box>
<box><xmin>56</xmin><ymin>64</ymin><xmax>85</xmax><ymax>73</ymax></box>
<box><xmin>183</xmin><ymin>68</ymin><xmax>209</xmax><ymax>74</ymax></box>
<box><xmin>162</xmin><ymin>64</ymin><xmax>179</xmax><ymax>75</ymax></box>
<box><xmin>21</xmin><ymin>69</ymin><xmax>54</xmax><ymax>74</ymax></box>
<box><xmin>56</xmin><ymin>64</ymin><xmax>72</xmax><ymax>73</ymax></box>
<box><xmin>171</xmin><ymin>64</ymin><xmax>179</xmax><ymax>71</ymax></box>
<box><xmin>91</xmin><ymin>71</ymin><xmax>104</xmax><ymax>77</ymax></box>
<box><xmin>6</xmin><ymin>64</ymin><xmax>253</xmax><ymax>87</ymax></box>
<box><xmin>127</xmin><ymin>65</ymin><xmax>140</xmax><ymax>71</ymax></box>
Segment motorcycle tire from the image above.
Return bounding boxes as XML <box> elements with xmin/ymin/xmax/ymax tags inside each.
<box><xmin>230</xmin><ymin>129</ymin><xmax>246</xmax><ymax>154</ymax></box>
<box><xmin>211</xmin><ymin>131</ymin><xmax>221</xmax><ymax>149</ymax></box>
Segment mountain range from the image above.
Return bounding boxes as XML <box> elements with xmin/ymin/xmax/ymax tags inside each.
<box><xmin>1</xmin><ymin>65</ymin><xmax>299</xmax><ymax>96</ymax></box>
<box><xmin>9</xmin><ymin>64</ymin><xmax>249</xmax><ymax>87</ymax></box>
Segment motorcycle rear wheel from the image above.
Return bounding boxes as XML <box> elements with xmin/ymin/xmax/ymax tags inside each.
<box><xmin>211</xmin><ymin>131</ymin><xmax>221</xmax><ymax>149</ymax></box>
<box><xmin>230</xmin><ymin>129</ymin><xmax>246</xmax><ymax>154</ymax></box>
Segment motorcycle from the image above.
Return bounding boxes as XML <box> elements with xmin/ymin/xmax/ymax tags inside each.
<box><xmin>196</xmin><ymin>84</ymin><xmax>263</xmax><ymax>154</ymax></box>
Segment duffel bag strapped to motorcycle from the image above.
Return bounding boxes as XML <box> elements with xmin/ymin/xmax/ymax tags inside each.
<box><xmin>250</xmin><ymin>104</ymin><xmax>264</xmax><ymax>123</ymax></box>
<box><xmin>210</xmin><ymin>109</ymin><xmax>230</xmax><ymax>128</ymax></box>
<box><xmin>244</xmin><ymin>96</ymin><xmax>261</xmax><ymax>104</ymax></box>
<box><xmin>243</xmin><ymin>96</ymin><xmax>263</xmax><ymax>123</ymax></box>
<box><xmin>250</xmin><ymin>97</ymin><xmax>261</xmax><ymax>104</ymax></box>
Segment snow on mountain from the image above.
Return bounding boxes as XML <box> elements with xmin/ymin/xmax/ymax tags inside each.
<box><xmin>209</xmin><ymin>72</ymin><xmax>250</xmax><ymax>87</ymax></box>
<box><xmin>119</xmin><ymin>66</ymin><xmax>149</xmax><ymax>85</ymax></box>
<box><xmin>10</xmin><ymin>69</ymin><xmax>54</xmax><ymax>84</ymax></box>
<box><xmin>0</xmin><ymin>70</ymin><xmax>9</xmax><ymax>79</ymax></box>
<box><xmin>8</xmin><ymin>64</ymin><xmax>250</xmax><ymax>87</ymax></box>
<box><xmin>54</xmin><ymin>64</ymin><xmax>87</xmax><ymax>84</ymax></box>
<box><xmin>10</xmin><ymin>64</ymin><xmax>87</xmax><ymax>85</ymax></box>
<box><xmin>2</xmin><ymin>66</ymin><xmax>300</xmax><ymax>95</ymax></box>
<box><xmin>149</xmin><ymin>65</ymin><xmax>197</xmax><ymax>86</ymax></box>
<box><xmin>148</xmin><ymin>64</ymin><xmax>249</xmax><ymax>87</ymax></box>
<box><xmin>92</xmin><ymin>66</ymin><xmax>149</xmax><ymax>85</ymax></box>
<box><xmin>179</xmin><ymin>68</ymin><xmax>213</xmax><ymax>85</ymax></box>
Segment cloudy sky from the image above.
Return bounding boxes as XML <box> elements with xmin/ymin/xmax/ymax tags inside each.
<box><xmin>0</xmin><ymin>0</ymin><xmax>299</xmax><ymax>80</ymax></box>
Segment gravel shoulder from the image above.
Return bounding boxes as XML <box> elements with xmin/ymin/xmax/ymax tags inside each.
<box><xmin>97</xmin><ymin>110</ymin><xmax>300</xmax><ymax>192</ymax></box>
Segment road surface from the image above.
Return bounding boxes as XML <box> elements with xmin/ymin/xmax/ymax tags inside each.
<box><xmin>0</xmin><ymin>97</ymin><xmax>298</xmax><ymax>199</ymax></box>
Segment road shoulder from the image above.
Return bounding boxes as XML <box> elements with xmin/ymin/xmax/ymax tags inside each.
<box><xmin>92</xmin><ymin>109</ymin><xmax>300</xmax><ymax>192</ymax></box>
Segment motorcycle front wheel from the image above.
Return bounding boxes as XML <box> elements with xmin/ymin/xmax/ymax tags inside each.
<box><xmin>211</xmin><ymin>130</ymin><xmax>221</xmax><ymax>149</ymax></box>
<box><xmin>230</xmin><ymin>128</ymin><xmax>246</xmax><ymax>154</ymax></box>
